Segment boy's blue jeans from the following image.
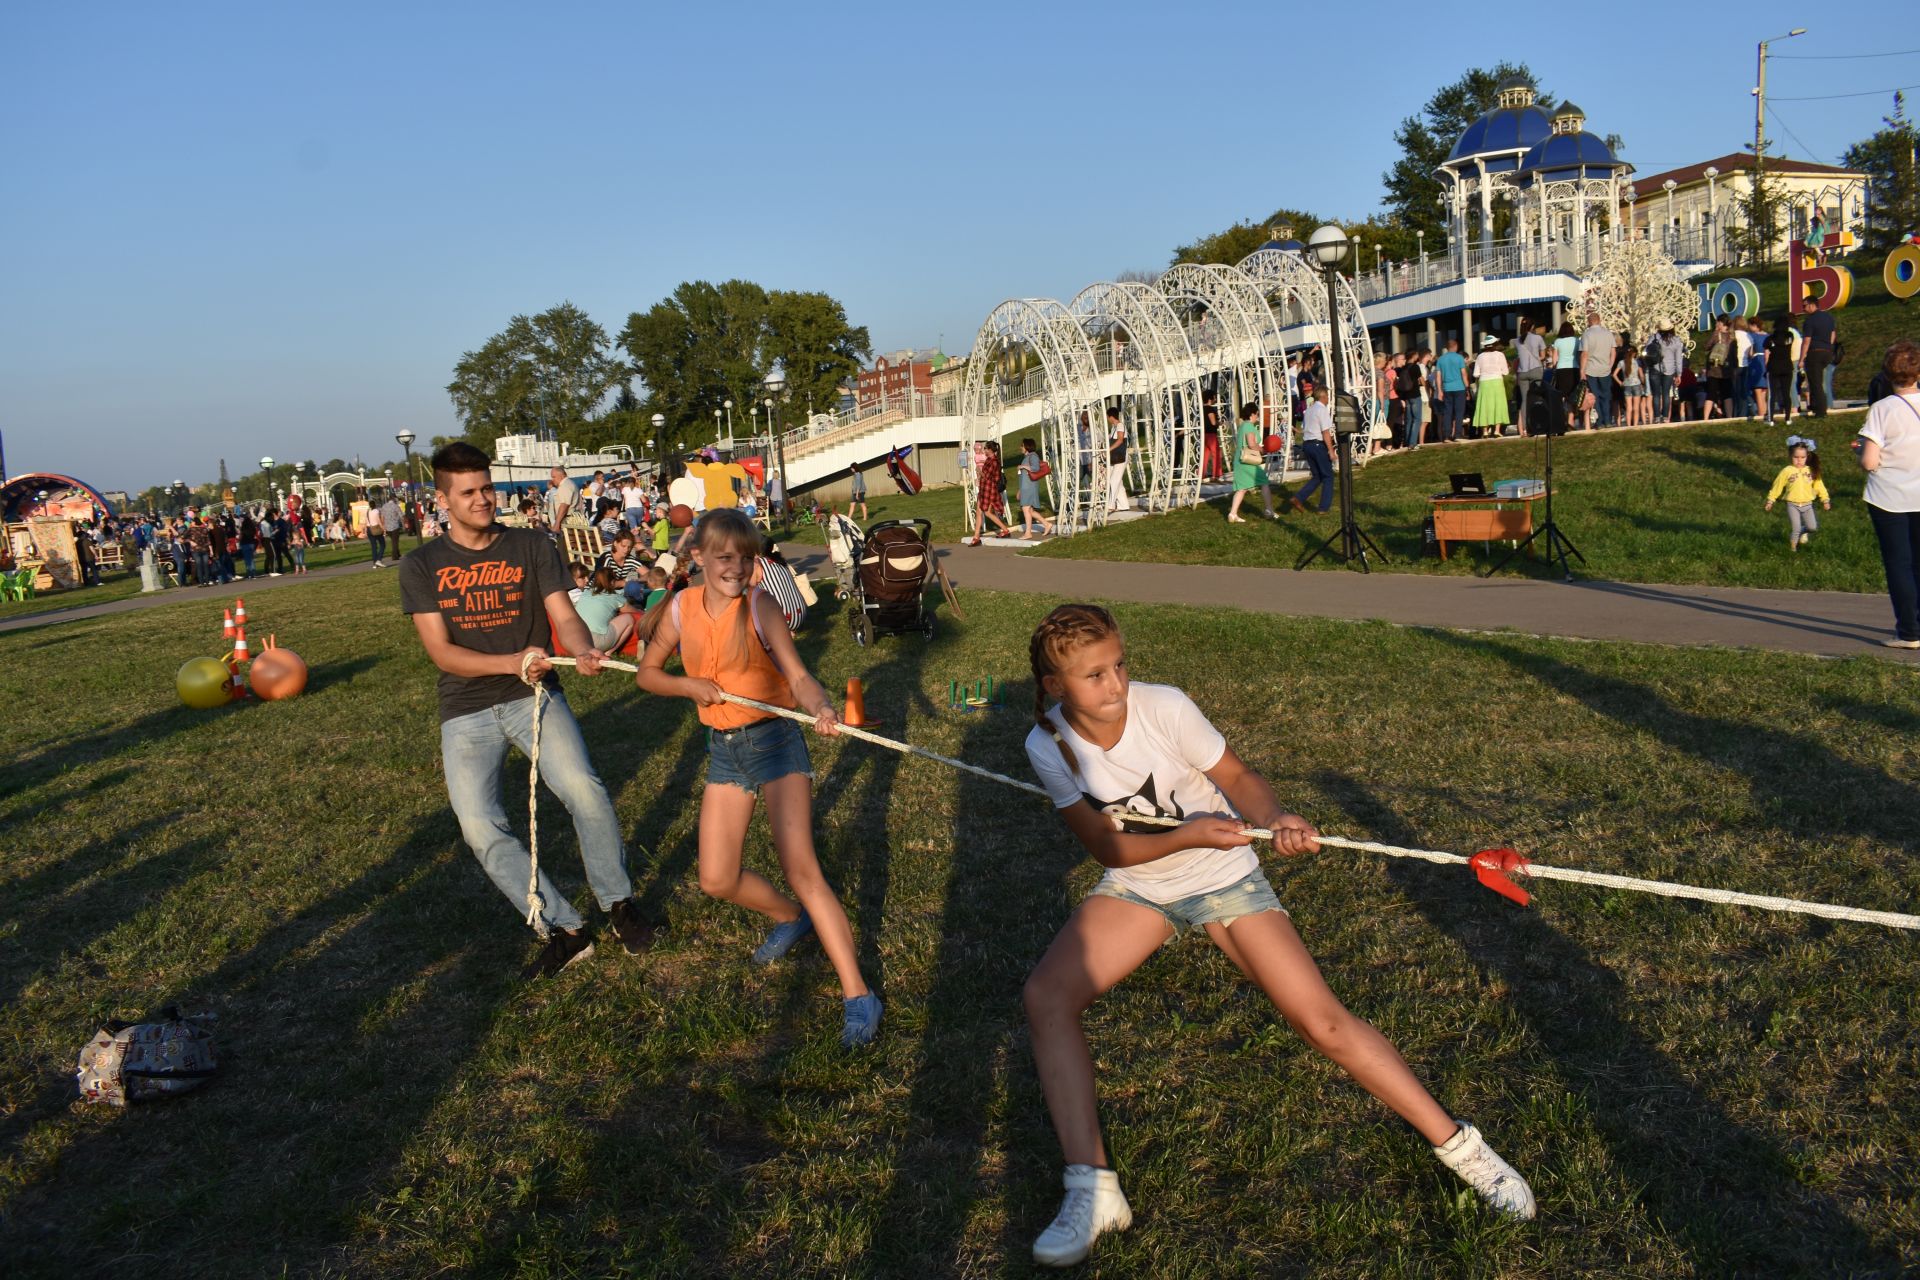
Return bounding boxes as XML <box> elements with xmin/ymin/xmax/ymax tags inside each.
<box><xmin>440</xmin><ymin>687</ymin><xmax>630</xmax><ymax>933</ymax></box>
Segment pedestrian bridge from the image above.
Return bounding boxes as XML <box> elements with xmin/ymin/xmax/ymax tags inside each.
<box><xmin>779</xmin><ymin>246</ymin><xmax>1377</xmax><ymax>532</ymax></box>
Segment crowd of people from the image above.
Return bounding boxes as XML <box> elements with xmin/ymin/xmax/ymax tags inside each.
<box><xmin>1359</xmin><ymin>299</ymin><xmax>1847</xmax><ymax>451</ymax></box>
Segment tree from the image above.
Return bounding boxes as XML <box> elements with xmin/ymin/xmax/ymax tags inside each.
<box><xmin>619</xmin><ymin>281</ymin><xmax>870</xmax><ymax>453</ymax></box>
<box><xmin>446</xmin><ymin>302</ymin><xmax>626</xmax><ymax>451</ymax></box>
<box><xmin>1725</xmin><ymin>166</ymin><xmax>1792</xmax><ymax>266</ymax></box>
<box><xmin>1843</xmin><ymin>93</ymin><xmax>1919</xmax><ymax>252</ymax></box>
<box><xmin>765</xmin><ymin>290</ymin><xmax>871</xmax><ymax>424</ymax></box>
<box><xmin>1381</xmin><ymin>63</ymin><xmax>1554</xmax><ymax>243</ymax></box>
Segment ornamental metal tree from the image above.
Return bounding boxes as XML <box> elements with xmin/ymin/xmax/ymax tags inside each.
<box><xmin>1580</xmin><ymin>239</ymin><xmax>1696</xmax><ymax>353</ymax></box>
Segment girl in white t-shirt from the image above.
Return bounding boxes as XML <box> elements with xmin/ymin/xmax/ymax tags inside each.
<box><xmin>1018</xmin><ymin>604</ymin><xmax>1534</xmax><ymax>1267</ymax></box>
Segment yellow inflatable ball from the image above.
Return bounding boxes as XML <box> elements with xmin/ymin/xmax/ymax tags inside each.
<box><xmin>176</xmin><ymin>656</ymin><xmax>235</xmax><ymax>709</ymax></box>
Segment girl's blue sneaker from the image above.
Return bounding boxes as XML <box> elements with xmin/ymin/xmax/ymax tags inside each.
<box><xmin>752</xmin><ymin>910</ymin><xmax>813</xmax><ymax>964</ymax></box>
<box><xmin>842</xmin><ymin>992</ymin><xmax>883</xmax><ymax>1047</ymax></box>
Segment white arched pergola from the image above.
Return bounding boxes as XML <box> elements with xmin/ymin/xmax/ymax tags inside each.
<box><xmin>1159</xmin><ymin>262</ymin><xmax>1291</xmax><ymax>475</ymax></box>
<box><xmin>961</xmin><ymin>252</ymin><xmax>1372</xmax><ymax>534</ymax></box>
<box><xmin>961</xmin><ymin>299</ymin><xmax>1109</xmax><ymax>535</ymax></box>
<box><xmin>1237</xmin><ymin>247</ymin><xmax>1376</xmax><ymax>440</ymax></box>
<box><xmin>1069</xmin><ymin>281</ymin><xmax>1204</xmax><ymax>512</ymax></box>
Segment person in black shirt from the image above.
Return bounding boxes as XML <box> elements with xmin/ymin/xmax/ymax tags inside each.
<box><xmin>399</xmin><ymin>442</ymin><xmax>655</xmax><ymax>978</ymax></box>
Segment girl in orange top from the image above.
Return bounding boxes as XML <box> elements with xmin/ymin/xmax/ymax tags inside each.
<box><xmin>636</xmin><ymin>509</ymin><xmax>882</xmax><ymax>1046</ymax></box>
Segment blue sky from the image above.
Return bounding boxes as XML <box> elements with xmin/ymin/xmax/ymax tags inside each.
<box><xmin>4</xmin><ymin>1</ymin><xmax>1913</xmax><ymax>493</ymax></box>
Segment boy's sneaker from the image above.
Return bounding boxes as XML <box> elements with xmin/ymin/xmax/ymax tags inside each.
<box><xmin>521</xmin><ymin>927</ymin><xmax>594</xmax><ymax>980</ymax></box>
<box><xmin>1433</xmin><ymin>1121</ymin><xmax>1535</xmax><ymax>1220</ymax></box>
<box><xmin>607</xmin><ymin>898</ymin><xmax>658</xmax><ymax>956</ymax></box>
<box><xmin>841</xmin><ymin>992</ymin><xmax>883</xmax><ymax>1047</ymax></box>
<box><xmin>752</xmin><ymin>909</ymin><xmax>813</xmax><ymax>964</ymax></box>
<box><xmin>1884</xmin><ymin>637</ymin><xmax>1920</xmax><ymax>650</ymax></box>
<box><xmin>1032</xmin><ymin>1164</ymin><xmax>1131</xmax><ymax>1267</ymax></box>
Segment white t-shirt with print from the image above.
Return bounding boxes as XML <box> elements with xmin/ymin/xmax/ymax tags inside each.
<box><xmin>1025</xmin><ymin>682</ymin><xmax>1257</xmax><ymax>904</ymax></box>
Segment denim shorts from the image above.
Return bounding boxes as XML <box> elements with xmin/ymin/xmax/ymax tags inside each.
<box><xmin>706</xmin><ymin>716</ymin><xmax>811</xmax><ymax>791</ymax></box>
<box><xmin>1089</xmin><ymin>871</ymin><xmax>1285</xmax><ymax>939</ymax></box>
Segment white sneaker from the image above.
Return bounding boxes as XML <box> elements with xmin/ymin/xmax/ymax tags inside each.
<box><xmin>1033</xmin><ymin>1164</ymin><xmax>1131</xmax><ymax>1267</ymax></box>
<box><xmin>1434</xmin><ymin>1122</ymin><xmax>1535</xmax><ymax>1220</ymax></box>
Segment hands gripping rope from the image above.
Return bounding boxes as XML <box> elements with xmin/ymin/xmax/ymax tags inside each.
<box><xmin>527</xmin><ymin>655</ymin><xmax>1920</xmax><ymax>934</ymax></box>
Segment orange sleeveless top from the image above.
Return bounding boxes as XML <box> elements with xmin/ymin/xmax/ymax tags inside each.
<box><xmin>675</xmin><ymin>585</ymin><xmax>796</xmax><ymax>730</ymax></box>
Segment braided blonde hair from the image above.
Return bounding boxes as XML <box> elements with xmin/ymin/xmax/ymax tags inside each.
<box><xmin>1028</xmin><ymin>603</ymin><xmax>1122</xmax><ymax>776</ymax></box>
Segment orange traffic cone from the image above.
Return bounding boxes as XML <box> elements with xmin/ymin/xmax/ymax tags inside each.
<box><xmin>234</xmin><ymin>598</ymin><xmax>247</xmax><ymax>628</ymax></box>
<box><xmin>233</xmin><ymin>626</ymin><xmax>250</xmax><ymax>663</ymax></box>
<box><xmin>223</xmin><ymin>607</ymin><xmax>235</xmax><ymax>639</ymax></box>
<box><xmin>843</xmin><ymin>677</ymin><xmax>874</xmax><ymax>728</ymax></box>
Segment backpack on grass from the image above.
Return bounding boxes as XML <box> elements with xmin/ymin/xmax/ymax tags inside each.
<box><xmin>76</xmin><ymin>1007</ymin><xmax>218</xmax><ymax>1107</ymax></box>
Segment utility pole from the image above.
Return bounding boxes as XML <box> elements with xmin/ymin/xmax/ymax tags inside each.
<box><xmin>1754</xmin><ymin>28</ymin><xmax>1807</xmax><ymax>261</ymax></box>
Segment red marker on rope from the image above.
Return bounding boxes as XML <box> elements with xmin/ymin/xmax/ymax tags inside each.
<box><xmin>1471</xmin><ymin>848</ymin><xmax>1532</xmax><ymax>907</ymax></box>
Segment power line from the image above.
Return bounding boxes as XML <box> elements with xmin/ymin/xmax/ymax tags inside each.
<box><xmin>1767</xmin><ymin>105</ymin><xmax>1828</xmax><ymax>166</ymax></box>
<box><xmin>1772</xmin><ymin>83</ymin><xmax>1920</xmax><ymax>102</ymax></box>
<box><xmin>1771</xmin><ymin>48</ymin><xmax>1920</xmax><ymax>60</ymax></box>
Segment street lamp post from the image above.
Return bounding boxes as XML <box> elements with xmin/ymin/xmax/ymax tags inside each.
<box><xmin>395</xmin><ymin>430</ymin><xmax>418</xmax><ymax>545</ymax></box>
<box><xmin>1624</xmin><ymin>185</ymin><xmax>1637</xmax><ymax>240</ymax></box>
<box><xmin>723</xmin><ymin>398</ymin><xmax>735</xmax><ymax>445</ymax></box>
<box><xmin>1662</xmin><ymin>179</ymin><xmax>1678</xmax><ymax>253</ymax></box>
<box><xmin>1295</xmin><ymin>226</ymin><xmax>1387</xmax><ymax>573</ymax></box>
<box><xmin>1415</xmin><ymin>229</ymin><xmax>1426</xmax><ymax>286</ymax></box>
<box><xmin>764</xmin><ymin>371</ymin><xmax>788</xmax><ymax>521</ymax></box>
<box><xmin>1755</xmin><ymin>28</ymin><xmax>1808</xmax><ymax>262</ymax></box>
<box><xmin>713</xmin><ymin>407</ymin><xmax>723</xmax><ymax>445</ymax></box>
<box><xmin>650</xmin><ymin>414</ymin><xmax>666</xmax><ymax>478</ymax></box>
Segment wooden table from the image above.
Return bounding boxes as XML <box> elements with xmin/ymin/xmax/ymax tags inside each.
<box><xmin>1428</xmin><ymin>492</ymin><xmax>1547</xmax><ymax>561</ymax></box>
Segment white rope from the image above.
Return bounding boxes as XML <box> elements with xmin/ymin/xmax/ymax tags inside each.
<box><xmin>547</xmin><ymin>657</ymin><xmax>1920</xmax><ymax>932</ymax></box>
<box><xmin>518</xmin><ymin>651</ymin><xmax>549</xmax><ymax>937</ymax></box>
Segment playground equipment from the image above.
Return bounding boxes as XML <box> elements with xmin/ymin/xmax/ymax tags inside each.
<box><xmin>176</xmin><ymin>656</ymin><xmax>236</xmax><ymax>709</ymax></box>
<box><xmin>949</xmin><ymin>676</ymin><xmax>1007</xmax><ymax>711</ymax></box>
<box><xmin>249</xmin><ymin>635</ymin><xmax>309</xmax><ymax>701</ymax></box>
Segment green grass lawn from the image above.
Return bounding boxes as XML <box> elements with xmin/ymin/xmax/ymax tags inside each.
<box><xmin>1</xmin><ymin>571</ymin><xmax>1915</xmax><ymax>1277</ymax></box>
<box><xmin>1031</xmin><ymin>412</ymin><xmax>1893</xmax><ymax>591</ymax></box>
<box><xmin>0</xmin><ymin>540</ymin><xmax>381</xmax><ymax>623</ymax></box>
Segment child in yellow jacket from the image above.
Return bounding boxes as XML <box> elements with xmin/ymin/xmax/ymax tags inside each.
<box><xmin>1764</xmin><ymin>436</ymin><xmax>1831</xmax><ymax>550</ymax></box>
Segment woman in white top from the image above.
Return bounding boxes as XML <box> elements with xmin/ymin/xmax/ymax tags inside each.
<box><xmin>1857</xmin><ymin>338</ymin><xmax>1920</xmax><ymax>647</ymax></box>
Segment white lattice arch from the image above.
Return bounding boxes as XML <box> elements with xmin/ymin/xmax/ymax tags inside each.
<box><xmin>1070</xmin><ymin>281</ymin><xmax>1203</xmax><ymax>512</ymax></box>
<box><xmin>1237</xmin><ymin>248</ymin><xmax>1376</xmax><ymax>442</ymax></box>
<box><xmin>1158</xmin><ymin>263</ymin><xmax>1289</xmax><ymax>476</ymax></box>
<box><xmin>961</xmin><ymin>298</ymin><xmax>1109</xmax><ymax>535</ymax></box>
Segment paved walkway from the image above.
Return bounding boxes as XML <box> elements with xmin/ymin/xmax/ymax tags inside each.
<box><xmin>7</xmin><ymin>542</ymin><xmax>1913</xmax><ymax>664</ymax></box>
<box><xmin>794</xmin><ymin>544</ymin><xmax>1917</xmax><ymax>663</ymax></box>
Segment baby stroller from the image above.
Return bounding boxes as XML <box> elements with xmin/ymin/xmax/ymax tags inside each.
<box><xmin>825</xmin><ymin>510</ymin><xmax>863</xmax><ymax>601</ymax></box>
<box><xmin>849</xmin><ymin>517</ymin><xmax>935</xmax><ymax>645</ymax></box>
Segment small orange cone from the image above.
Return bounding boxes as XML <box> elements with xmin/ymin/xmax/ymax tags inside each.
<box><xmin>223</xmin><ymin>607</ymin><xmax>235</xmax><ymax>639</ymax></box>
<box><xmin>234</xmin><ymin>598</ymin><xmax>247</xmax><ymax>628</ymax></box>
<box><xmin>843</xmin><ymin>677</ymin><xmax>870</xmax><ymax>727</ymax></box>
<box><xmin>233</xmin><ymin>627</ymin><xmax>250</xmax><ymax>663</ymax></box>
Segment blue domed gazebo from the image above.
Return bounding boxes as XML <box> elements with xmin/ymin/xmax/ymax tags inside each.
<box><xmin>1512</xmin><ymin>102</ymin><xmax>1632</xmax><ymax>253</ymax></box>
<box><xmin>1438</xmin><ymin>76</ymin><xmax>1554</xmax><ymax>257</ymax></box>
<box><xmin>1437</xmin><ymin>78</ymin><xmax>1631</xmax><ymax>263</ymax></box>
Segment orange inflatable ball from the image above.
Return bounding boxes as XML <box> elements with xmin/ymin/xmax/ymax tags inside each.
<box><xmin>249</xmin><ymin>635</ymin><xmax>309</xmax><ymax>701</ymax></box>
<box><xmin>669</xmin><ymin>503</ymin><xmax>694</xmax><ymax>529</ymax></box>
<box><xmin>176</xmin><ymin>656</ymin><xmax>236</xmax><ymax>709</ymax></box>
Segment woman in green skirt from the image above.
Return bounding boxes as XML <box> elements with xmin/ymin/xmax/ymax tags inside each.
<box><xmin>1470</xmin><ymin>335</ymin><xmax>1511</xmax><ymax>439</ymax></box>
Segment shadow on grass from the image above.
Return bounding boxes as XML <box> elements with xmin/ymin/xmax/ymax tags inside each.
<box><xmin>1434</xmin><ymin>631</ymin><xmax>1920</xmax><ymax>848</ymax></box>
<box><xmin>867</xmin><ymin>678</ymin><xmax>1084</xmax><ymax>1270</ymax></box>
<box><xmin>0</xmin><ymin>824</ymin><xmax>525</xmax><ymax>1276</ymax></box>
<box><xmin>1313</xmin><ymin>767</ymin><xmax>1899</xmax><ymax>1277</ymax></box>
<box><xmin>0</xmin><ymin>808</ymin><xmax>194</xmax><ymax>1007</ymax></box>
<box><xmin>1649</xmin><ymin>445</ymin><xmax>1770</xmax><ymax>490</ymax></box>
<box><xmin>0</xmin><ymin>656</ymin><xmax>383</xmax><ymax>801</ymax></box>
